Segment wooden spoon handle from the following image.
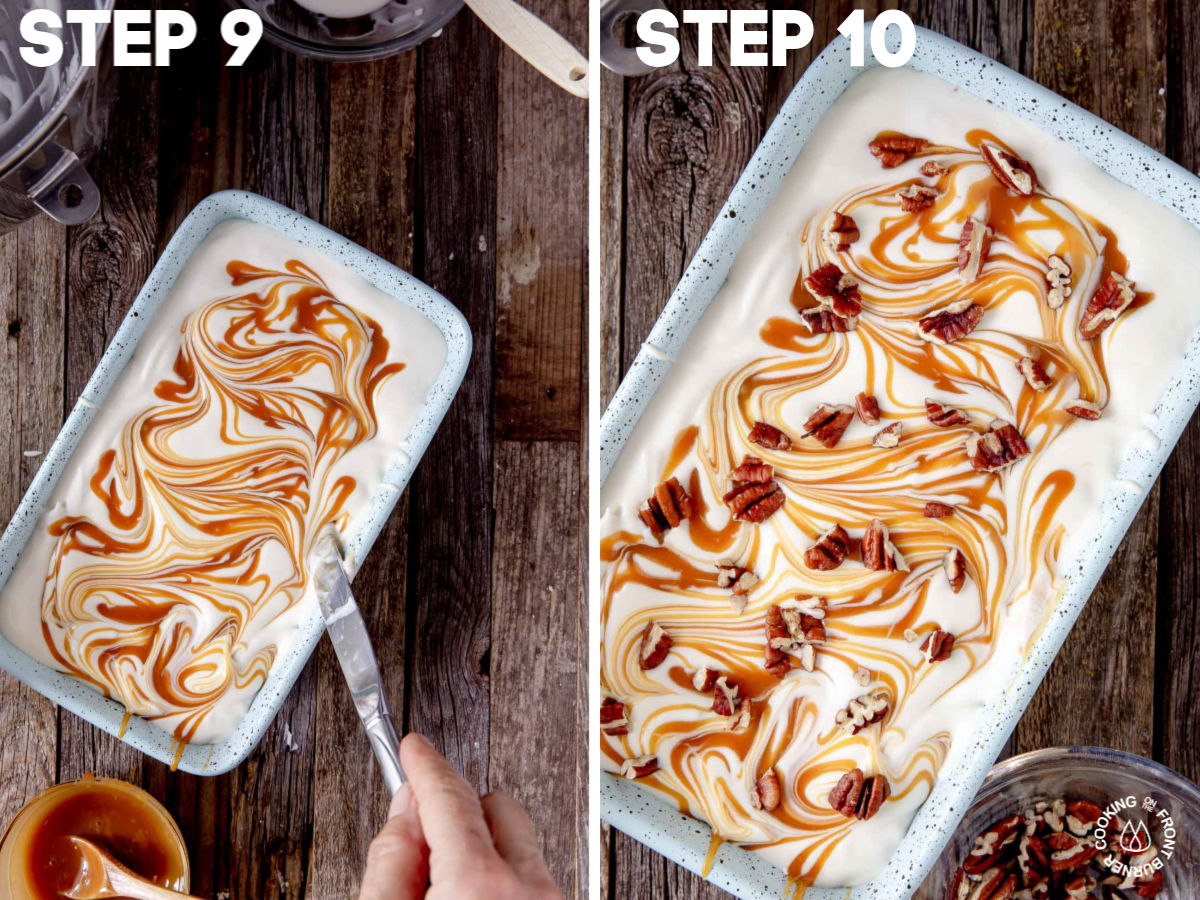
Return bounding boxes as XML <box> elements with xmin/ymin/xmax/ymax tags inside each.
<box><xmin>107</xmin><ymin>868</ymin><xmax>203</xmax><ymax>900</ymax></box>
<box><xmin>463</xmin><ymin>0</ymin><xmax>589</xmax><ymax>98</ymax></box>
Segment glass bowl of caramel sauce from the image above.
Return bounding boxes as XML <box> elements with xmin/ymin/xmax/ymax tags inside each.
<box><xmin>0</xmin><ymin>775</ymin><xmax>190</xmax><ymax>899</ymax></box>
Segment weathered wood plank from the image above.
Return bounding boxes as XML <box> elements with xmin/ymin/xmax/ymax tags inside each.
<box><xmin>600</xmin><ymin>67</ymin><xmax>626</xmax><ymax>409</ymax></box>
<box><xmin>0</xmin><ymin>216</ymin><xmax>66</xmax><ymax>824</ymax></box>
<box><xmin>308</xmin><ymin>52</ymin><xmax>419</xmax><ymax>900</ymax></box>
<box><xmin>407</xmin><ymin>10</ymin><xmax>498</xmax><ymax>791</ymax></box>
<box><xmin>490</xmin><ymin>441</ymin><xmax>583</xmax><ymax>896</ymax></box>
<box><xmin>494</xmin><ymin>0</ymin><xmax>587</xmax><ymax>441</ymax></box>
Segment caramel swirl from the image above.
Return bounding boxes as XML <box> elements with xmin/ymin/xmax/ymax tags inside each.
<box><xmin>600</xmin><ymin>128</ymin><xmax>1147</xmax><ymax>884</ymax></box>
<box><xmin>38</xmin><ymin>260</ymin><xmax>404</xmax><ymax>742</ymax></box>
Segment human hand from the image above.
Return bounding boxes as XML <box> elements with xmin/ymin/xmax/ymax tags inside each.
<box><xmin>358</xmin><ymin>732</ymin><xmax>562</xmax><ymax>900</ymax></box>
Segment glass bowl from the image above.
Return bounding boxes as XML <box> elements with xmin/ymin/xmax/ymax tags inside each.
<box><xmin>225</xmin><ymin>0</ymin><xmax>463</xmax><ymax>61</ymax></box>
<box><xmin>916</xmin><ymin>746</ymin><xmax>1200</xmax><ymax>898</ymax></box>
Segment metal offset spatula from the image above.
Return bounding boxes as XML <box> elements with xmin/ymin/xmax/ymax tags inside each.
<box><xmin>313</xmin><ymin>528</ymin><xmax>404</xmax><ymax>795</ymax></box>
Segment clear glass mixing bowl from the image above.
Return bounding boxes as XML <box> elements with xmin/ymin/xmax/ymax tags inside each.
<box><xmin>916</xmin><ymin>746</ymin><xmax>1200</xmax><ymax>898</ymax></box>
<box><xmin>225</xmin><ymin>0</ymin><xmax>464</xmax><ymax>61</ymax></box>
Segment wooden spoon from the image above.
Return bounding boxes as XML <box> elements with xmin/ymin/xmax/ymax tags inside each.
<box><xmin>61</xmin><ymin>837</ymin><xmax>202</xmax><ymax>900</ymax></box>
<box><xmin>463</xmin><ymin>0</ymin><xmax>589</xmax><ymax>98</ymax></box>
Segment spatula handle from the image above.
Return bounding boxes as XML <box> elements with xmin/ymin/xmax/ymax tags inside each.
<box><xmin>464</xmin><ymin>0</ymin><xmax>589</xmax><ymax>98</ymax></box>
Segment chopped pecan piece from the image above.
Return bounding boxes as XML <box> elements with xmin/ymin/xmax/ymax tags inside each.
<box><xmin>829</xmin><ymin>768</ymin><xmax>891</xmax><ymax>820</ymax></box>
<box><xmin>822</xmin><ymin>211</ymin><xmax>860</xmax><ymax>252</ymax></box>
<box><xmin>944</xmin><ymin>548</ymin><xmax>967</xmax><ymax>593</ymax></box>
<box><xmin>715</xmin><ymin>560</ymin><xmax>759</xmax><ymax>602</ymax></box>
<box><xmin>639</xmin><ymin>621</ymin><xmax>672</xmax><ymax>670</ymax></box>
<box><xmin>966</xmin><ymin>419</ymin><xmax>1030</xmax><ymax>473</ymax></box>
<box><xmin>924</xmin><ymin>501</ymin><xmax>956</xmax><ymax>518</ymax></box>
<box><xmin>1064</xmin><ymin>400</ymin><xmax>1102</xmax><ymax>420</ymax></box>
<box><xmin>639</xmin><ymin>477</ymin><xmax>692</xmax><ymax>539</ymax></box>
<box><xmin>855</xmin><ymin>391</ymin><xmax>881</xmax><ymax>426</ymax></box>
<box><xmin>730</xmin><ymin>455</ymin><xmax>773</xmax><ymax>484</ymax></box>
<box><xmin>804</xmin><ymin>523</ymin><xmax>853</xmax><ymax>570</ymax></box>
<box><xmin>921</xmin><ymin>629</ymin><xmax>955</xmax><ymax>662</ymax></box>
<box><xmin>869</xmin><ymin>132</ymin><xmax>929</xmax><ymax>167</ymax></box>
<box><xmin>800</xmin><ymin>307</ymin><xmax>857</xmax><ymax>333</ymax></box>
<box><xmin>1046</xmin><ymin>254</ymin><xmax>1072</xmax><ymax>309</ymax></box>
<box><xmin>804</xmin><ymin>262</ymin><xmax>863</xmax><ymax>318</ymax></box>
<box><xmin>834</xmin><ymin>692</ymin><xmax>889</xmax><ymax>735</ymax></box>
<box><xmin>727</xmin><ymin>698</ymin><xmax>752</xmax><ymax>732</ymax></box>
<box><xmin>1063</xmin><ymin>874</ymin><xmax>1096</xmax><ymax>899</ymax></box>
<box><xmin>921</xmin><ymin>159</ymin><xmax>949</xmax><ymax>178</ymax></box>
<box><xmin>873</xmin><ymin>422</ymin><xmax>902</xmax><ymax>449</ymax></box>
<box><xmin>620</xmin><ymin>755</ymin><xmax>658</xmax><ymax>779</ymax></box>
<box><xmin>957</xmin><ymin>217</ymin><xmax>992</xmax><ymax>283</ymax></box>
<box><xmin>600</xmin><ymin>697</ymin><xmax>628</xmax><ymax>736</ymax></box>
<box><xmin>852</xmin><ymin>666</ymin><xmax>871</xmax><ymax>687</ymax></box>
<box><xmin>1080</xmin><ymin>272</ymin><xmax>1136</xmax><ymax>339</ymax></box>
<box><xmin>926</xmin><ymin>398</ymin><xmax>971</xmax><ymax>428</ymax></box>
<box><xmin>981</xmin><ymin>141</ymin><xmax>1038</xmax><ymax>196</ymax></box>
<box><xmin>711</xmin><ymin>675</ymin><xmax>740</xmax><ymax>716</ymax></box>
<box><xmin>751</xmin><ymin>769</ymin><xmax>782</xmax><ymax>812</ymax></box>
<box><xmin>780</xmin><ymin>596</ymin><xmax>827</xmax><ymax>643</ymax></box>
<box><xmin>917</xmin><ymin>299</ymin><xmax>984</xmax><ymax>344</ymax></box>
<box><xmin>802</xmin><ymin>403</ymin><xmax>855</xmax><ymax>448</ymax></box>
<box><xmin>862</xmin><ymin>519</ymin><xmax>909</xmax><ymax>572</ymax></box>
<box><xmin>724</xmin><ymin>481</ymin><xmax>786</xmax><ymax>523</ymax></box>
<box><xmin>897</xmin><ymin>183</ymin><xmax>939</xmax><ymax>213</ymax></box>
<box><xmin>1016</xmin><ymin>356</ymin><xmax>1053</xmax><ymax>391</ymax></box>
<box><xmin>749</xmin><ymin>421</ymin><xmax>792</xmax><ymax>451</ymax></box>
<box><xmin>692</xmin><ymin>667</ymin><xmax>719</xmax><ymax>692</ymax></box>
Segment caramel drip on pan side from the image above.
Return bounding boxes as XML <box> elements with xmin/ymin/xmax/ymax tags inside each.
<box><xmin>39</xmin><ymin>260</ymin><xmax>404</xmax><ymax>743</ymax></box>
<box><xmin>600</xmin><ymin>128</ymin><xmax>1147</xmax><ymax>883</ymax></box>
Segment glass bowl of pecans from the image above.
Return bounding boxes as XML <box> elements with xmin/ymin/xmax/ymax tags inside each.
<box><xmin>916</xmin><ymin>746</ymin><xmax>1200</xmax><ymax>899</ymax></box>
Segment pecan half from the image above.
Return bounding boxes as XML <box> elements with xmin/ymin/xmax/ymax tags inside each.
<box><xmin>924</xmin><ymin>501</ymin><xmax>956</xmax><ymax>518</ymax></box>
<box><xmin>1064</xmin><ymin>400</ymin><xmax>1102</xmax><ymax>421</ymax></box>
<box><xmin>823</xmin><ymin>211</ymin><xmax>860</xmax><ymax>252</ymax></box>
<box><xmin>1016</xmin><ymin>356</ymin><xmax>1052</xmax><ymax>391</ymax></box>
<box><xmin>804</xmin><ymin>523</ymin><xmax>853</xmax><ymax>570</ymax></box>
<box><xmin>730</xmin><ymin>455</ymin><xmax>773</xmax><ymax>484</ymax></box>
<box><xmin>862</xmin><ymin>519</ymin><xmax>908</xmax><ymax>572</ymax></box>
<box><xmin>805</xmin><ymin>262</ymin><xmax>863</xmax><ymax>318</ymax></box>
<box><xmin>692</xmin><ymin>667</ymin><xmax>719</xmax><ymax>692</ymax></box>
<box><xmin>639</xmin><ymin>477</ymin><xmax>693</xmax><ymax>539</ymax></box>
<box><xmin>966</xmin><ymin>814</ymin><xmax>1024</xmax><ymax>874</ymax></box>
<box><xmin>981</xmin><ymin>141</ymin><xmax>1038</xmax><ymax>196</ymax></box>
<box><xmin>944</xmin><ymin>548</ymin><xmax>967</xmax><ymax>593</ymax></box>
<box><xmin>966</xmin><ymin>419</ymin><xmax>1030</xmax><ymax>473</ymax></box>
<box><xmin>1080</xmin><ymin>272</ymin><xmax>1136</xmax><ymax>339</ymax></box>
<box><xmin>958</xmin><ymin>217</ymin><xmax>992</xmax><ymax>284</ymax></box>
<box><xmin>926</xmin><ymin>398</ymin><xmax>971</xmax><ymax>428</ymax></box>
<box><xmin>724</xmin><ymin>481</ymin><xmax>786</xmax><ymax>523</ymax></box>
<box><xmin>800</xmin><ymin>307</ymin><xmax>857</xmax><ymax>333</ymax></box>
<box><xmin>751</xmin><ymin>769</ymin><xmax>782</xmax><ymax>812</ymax></box>
<box><xmin>873</xmin><ymin>422</ymin><xmax>903</xmax><ymax>449</ymax></box>
<box><xmin>1046</xmin><ymin>254</ymin><xmax>1072</xmax><ymax>309</ymax></box>
<box><xmin>917</xmin><ymin>299</ymin><xmax>984</xmax><ymax>344</ymax></box>
<box><xmin>802</xmin><ymin>403</ymin><xmax>855</xmax><ymax>448</ymax></box>
<box><xmin>921</xmin><ymin>629</ymin><xmax>955</xmax><ymax>662</ymax></box>
<box><xmin>855</xmin><ymin>391</ymin><xmax>881</xmax><ymax>426</ymax></box>
<box><xmin>600</xmin><ymin>697</ymin><xmax>628</xmax><ymax>736</ymax></box>
<box><xmin>763</xmin><ymin>605</ymin><xmax>792</xmax><ymax>679</ymax></box>
<box><xmin>829</xmin><ymin>768</ymin><xmax>891</xmax><ymax>820</ymax></box>
<box><xmin>712</xmin><ymin>675</ymin><xmax>741</xmax><ymax>716</ymax></box>
<box><xmin>897</xmin><ymin>183</ymin><xmax>939</xmax><ymax>213</ymax></box>
<box><xmin>870</xmin><ymin>132</ymin><xmax>929</xmax><ymax>167</ymax></box>
<box><xmin>639</xmin><ymin>621</ymin><xmax>672</xmax><ymax>670</ymax></box>
<box><xmin>1048</xmin><ymin>833</ymin><xmax>1099</xmax><ymax>872</ymax></box>
<box><xmin>620</xmin><ymin>755</ymin><xmax>658</xmax><ymax>779</ymax></box>
<box><xmin>749</xmin><ymin>421</ymin><xmax>792</xmax><ymax>451</ymax></box>
<box><xmin>834</xmin><ymin>692</ymin><xmax>890</xmax><ymax>735</ymax></box>
<box><xmin>921</xmin><ymin>159</ymin><xmax>949</xmax><ymax>178</ymax></box>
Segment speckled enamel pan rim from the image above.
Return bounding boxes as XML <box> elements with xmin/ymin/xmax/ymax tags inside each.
<box><xmin>0</xmin><ymin>190</ymin><xmax>472</xmax><ymax>777</ymax></box>
<box><xmin>600</xmin><ymin>23</ymin><xmax>1200</xmax><ymax>900</ymax></box>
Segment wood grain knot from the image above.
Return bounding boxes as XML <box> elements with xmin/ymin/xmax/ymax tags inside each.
<box><xmin>70</xmin><ymin>223</ymin><xmax>144</xmax><ymax>295</ymax></box>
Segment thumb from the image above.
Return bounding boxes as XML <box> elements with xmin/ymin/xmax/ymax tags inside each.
<box><xmin>358</xmin><ymin>785</ymin><xmax>430</xmax><ymax>900</ymax></box>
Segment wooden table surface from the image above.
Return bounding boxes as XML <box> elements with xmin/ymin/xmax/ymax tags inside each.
<box><xmin>0</xmin><ymin>1</ymin><xmax>586</xmax><ymax>897</ymax></box>
<box><xmin>600</xmin><ymin>1</ymin><xmax>1200</xmax><ymax>895</ymax></box>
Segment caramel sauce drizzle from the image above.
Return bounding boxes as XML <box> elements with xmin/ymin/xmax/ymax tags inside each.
<box><xmin>39</xmin><ymin>260</ymin><xmax>404</xmax><ymax>743</ymax></box>
<box><xmin>601</xmin><ymin>130</ymin><xmax>1141</xmax><ymax>882</ymax></box>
